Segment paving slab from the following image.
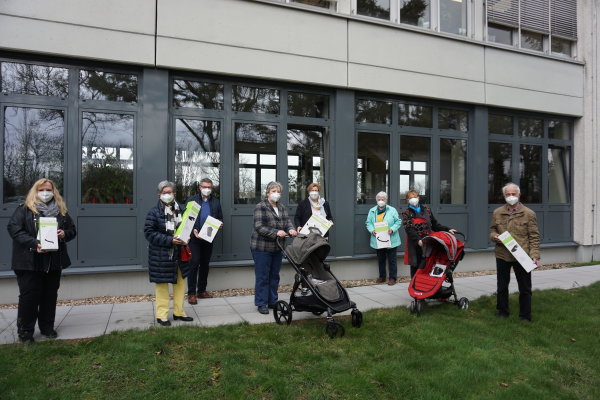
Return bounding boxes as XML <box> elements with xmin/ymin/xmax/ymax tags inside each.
<box><xmin>226</xmin><ymin>295</ymin><xmax>255</xmax><ymax>305</ymax></box>
<box><xmin>56</xmin><ymin>323</ymin><xmax>107</xmax><ymax>340</ymax></box>
<box><xmin>67</xmin><ymin>304</ymin><xmax>113</xmax><ymax>315</ymax></box>
<box><xmin>112</xmin><ymin>302</ymin><xmax>154</xmax><ymax>312</ymax></box>
<box><xmin>59</xmin><ymin>312</ymin><xmax>111</xmax><ymax>327</ymax></box>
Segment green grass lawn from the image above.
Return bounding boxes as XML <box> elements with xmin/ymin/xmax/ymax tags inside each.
<box><xmin>1</xmin><ymin>283</ymin><xmax>599</xmax><ymax>400</ymax></box>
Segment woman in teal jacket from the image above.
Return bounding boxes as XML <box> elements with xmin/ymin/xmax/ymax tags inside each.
<box><xmin>365</xmin><ymin>191</ymin><xmax>402</xmax><ymax>285</ymax></box>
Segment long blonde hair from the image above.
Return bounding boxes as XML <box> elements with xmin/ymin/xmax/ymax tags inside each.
<box><xmin>24</xmin><ymin>178</ymin><xmax>68</xmax><ymax>215</ymax></box>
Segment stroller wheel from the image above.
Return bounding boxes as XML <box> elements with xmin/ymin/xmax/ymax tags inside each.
<box><xmin>458</xmin><ymin>297</ymin><xmax>470</xmax><ymax>310</ymax></box>
<box><xmin>312</xmin><ymin>311</ymin><xmax>324</xmax><ymax>316</ymax></box>
<box><xmin>411</xmin><ymin>300</ymin><xmax>422</xmax><ymax>316</ymax></box>
<box><xmin>409</xmin><ymin>301</ymin><xmax>416</xmax><ymax>314</ymax></box>
<box><xmin>326</xmin><ymin>321</ymin><xmax>345</xmax><ymax>339</ymax></box>
<box><xmin>274</xmin><ymin>301</ymin><xmax>293</xmax><ymax>325</ymax></box>
<box><xmin>351</xmin><ymin>309</ymin><xmax>363</xmax><ymax>328</ymax></box>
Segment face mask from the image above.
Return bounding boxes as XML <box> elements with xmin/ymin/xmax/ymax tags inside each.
<box><xmin>377</xmin><ymin>200</ymin><xmax>386</xmax><ymax>208</ymax></box>
<box><xmin>309</xmin><ymin>191</ymin><xmax>319</xmax><ymax>200</ymax></box>
<box><xmin>505</xmin><ymin>196</ymin><xmax>519</xmax><ymax>206</ymax></box>
<box><xmin>201</xmin><ymin>188</ymin><xmax>212</xmax><ymax>197</ymax></box>
<box><xmin>269</xmin><ymin>192</ymin><xmax>281</xmax><ymax>203</ymax></box>
<box><xmin>408</xmin><ymin>197</ymin><xmax>419</xmax><ymax>207</ymax></box>
<box><xmin>160</xmin><ymin>193</ymin><xmax>174</xmax><ymax>204</ymax></box>
<box><xmin>38</xmin><ymin>191</ymin><xmax>54</xmax><ymax>203</ymax></box>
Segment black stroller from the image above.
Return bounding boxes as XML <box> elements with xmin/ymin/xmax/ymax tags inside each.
<box><xmin>274</xmin><ymin>232</ymin><xmax>363</xmax><ymax>338</ymax></box>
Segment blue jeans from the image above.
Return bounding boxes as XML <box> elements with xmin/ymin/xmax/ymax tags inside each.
<box><xmin>252</xmin><ymin>250</ymin><xmax>283</xmax><ymax>307</ymax></box>
<box><xmin>376</xmin><ymin>246</ymin><xmax>398</xmax><ymax>280</ymax></box>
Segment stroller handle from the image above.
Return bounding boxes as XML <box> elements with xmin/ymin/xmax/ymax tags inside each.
<box><xmin>450</xmin><ymin>231</ymin><xmax>466</xmax><ymax>241</ymax></box>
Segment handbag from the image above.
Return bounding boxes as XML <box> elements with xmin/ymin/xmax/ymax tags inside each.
<box><xmin>180</xmin><ymin>245</ymin><xmax>192</xmax><ymax>262</ymax></box>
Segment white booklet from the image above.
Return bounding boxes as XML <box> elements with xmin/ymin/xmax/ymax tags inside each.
<box><xmin>374</xmin><ymin>221</ymin><xmax>391</xmax><ymax>249</ymax></box>
<box><xmin>197</xmin><ymin>216</ymin><xmax>222</xmax><ymax>243</ymax></box>
<box><xmin>498</xmin><ymin>231</ymin><xmax>538</xmax><ymax>272</ymax></box>
<box><xmin>300</xmin><ymin>213</ymin><xmax>333</xmax><ymax>237</ymax></box>
<box><xmin>38</xmin><ymin>217</ymin><xmax>59</xmax><ymax>251</ymax></box>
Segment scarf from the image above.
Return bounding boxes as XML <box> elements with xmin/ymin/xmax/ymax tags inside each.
<box><xmin>160</xmin><ymin>200</ymin><xmax>182</xmax><ymax>260</ymax></box>
<box><xmin>36</xmin><ymin>200</ymin><xmax>60</xmax><ymax>217</ymax></box>
<box><xmin>409</xmin><ymin>204</ymin><xmax>421</xmax><ymax>214</ymax></box>
<box><xmin>310</xmin><ymin>197</ymin><xmax>327</xmax><ymax>218</ymax></box>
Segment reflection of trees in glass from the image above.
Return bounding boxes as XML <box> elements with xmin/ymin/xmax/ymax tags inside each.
<box><xmin>173</xmin><ymin>80</ymin><xmax>224</xmax><ymax>109</ymax></box>
<box><xmin>175</xmin><ymin>119</ymin><xmax>221</xmax><ymax>203</ymax></box>
<box><xmin>400</xmin><ymin>135</ymin><xmax>430</xmax><ymax>202</ymax></box>
<box><xmin>440</xmin><ymin>139</ymin><xmax>466</xmax><ymax>204</ymax></box>
<box><xmin>488</xmin><ymin>142</ymin><xmax>512</xmax><ymax>203</ymax></box>
<box><xmin>232</xmin><ymin>86</ymin><xmax>279</xmax><ymax>114</ymax></box>
<box><xmin>520</xmin><ymin>144</ymin><xmax>541</xmax><ymax>203</ymax></box>
<box><xmin>0</xmin><ymin>62</ymin><xmax>68</xmax><ymax>97</ymax></box>
<box><xmin>439</xmin><ymin>108</ymin><xmax>468</xmax><ymax>131</ymax></box>
<box><xmin>400</xmin><ymin>0</ymin><xmax>429</xmax><ymax>26</ymax></box>
<box><xmin>399</xmin><ymin>104</ymin><xmax>433</xmax><ymax>128</ymax></box>
<box><xmin>519</xmin><ymin>118</ymin><xmax>542</xmax><ymax>137</ymax></box>
<box><xmin>81</xmin><ymin>112</ymin><xmax>134</xmax><ymax>203</ymax></box>
<box><xmin>355</xmin><ymin>100</ymin><xmax>392</xmax><ymax>124</ymax></box>
<box><xmin>79</xmin><ymin>70</ymin><xmax>137</xmax><ymax>102</ymax></box>
<box><xmin>488</xmin><ymin>114</ymin><xmax>513</xmax><ymax>135</ymax></box>
<box><xmin>521</xmin><ymin>31</ymin><xmax>543</xmax><ymax>51</ymax></box>
<box><xmin>357</xmin><ymin>0</ymin><xmax>391</xmax><ymax>19</ymax></box>
<box><xmin>288</xmin><ymin>92</ymin><xmax>329</xmax><ymax>118</ymax></box>
<box><xmin>291</xmin><ymin>0</ymin><xmax>330</xmax><ymax>8</ymax></box>
<box><xmin>287</xmin><ymin>126</ymin><xmax>325</xmax><ymax>203</ymax></box>
<box><xmin>548</xmin><ymin>120</ymin><xmax>569</xmax><ymax>140</ymax></box>
<box><xmin>3</xmin><ymin>107</ymin><xmax>64</xmax><ymax>202</ymax></box>
<box><xmin>357</xmin><ymin>132</ymin><xmax>389</xmax><ymax>204</ymax></box>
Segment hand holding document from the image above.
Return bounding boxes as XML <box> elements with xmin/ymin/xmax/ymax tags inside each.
<box><xmin>300</xmin><ymin>214</ymin><xmax>333</xmax><ymax>237</ymax></box>
<box><xmin>374</xmin><ymin>221</ymin><xmax>391</xmax><ymax>249</ymax></box>
<box><xmin>196</xmin><ymin>216</ymin><xmax>223</xmax><ymax>243</ymax></box>
<box><xmin>498</xmin><ymin>231</ymin><xmax>538</xmax><ymax>272</ymax></box>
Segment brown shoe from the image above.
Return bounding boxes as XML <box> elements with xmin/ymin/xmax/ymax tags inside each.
<box><xmin>375</xmin><ymin>278</ymin><xmax>385</xmax><ymax>283</ymax></box>
<box><xmin>197</xmin><ymin>291</ymin><xmax>213</xmax><ymax>299</ymax></box>
<box><xmin>387</xmin><ymin>279</ymin><xmax>397</xmax><ymax>286</ymax></box>
<box><xmin>187</xmin><ymin>294</ymin><xmax>197</xmax><ymax>305</ymax></box>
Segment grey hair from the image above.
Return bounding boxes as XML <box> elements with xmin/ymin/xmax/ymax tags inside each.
<box><xmin>157</xmin><ymin>180</ymin><xmax>176</xmax><ymax>193</ymax></box>
<box><xmin>199</xmin><ymin>178</ymin><xmax>213</xmax><ymax>186</ymax></box>
<box><xmin>376</xmin><ymin>191</ymin><xmax>388</xmax><ymax>200</ymax></box>
<box><xmin>502</xmin><ymin>182</ymin><xmax>521</xmax><ymax>196</ymax></box>
<box><xmin>265</xmin><ymin>181</ymin><xmax>283</xmax><ymax>195</ymax></box>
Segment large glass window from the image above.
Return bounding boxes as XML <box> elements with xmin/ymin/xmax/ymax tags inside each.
<box><xmin>232</xmin><ymin>85</ymin><xmax>280</xmax><ymax>114</ymax></box>
<box><xmin>488</xmin><ymin>142</ymin><xmax>512</xmax><ymax>203</ymax></box>
<box><xmin>439</xmin><ymin>108</ymin><xmax>468</xmax><ymax>131</ymax></box>
<box><xmin>357</xmin><ymin>132</ymin><xmax>389</xmax><ymax>204</ymax></box>
<box><xmin>3</xmin><ymin>107</ymin><xmax>65</xmax><ymax>203</ymax></box>
<box><xmin>400</xmin><ymin>136</ymin><xmax>431</xmax><ymax>202</ymax></box>
<box><xmin>0</xmin><ymin>62</ymin><xmax>68</xmax><ymax>97</ymax></box>
<box><xmin>548</xmin><ymin>145</ymin><xmax>570</xmax><ymax>203</ymax></box>
<box><xmin>287</xmin><ymin>125</ymin><xmax>326</xmax><ymax>204</ymax></box>
<box><xmin>357</xmin><ymin>0</ymin><xmax>391</xmax><ymax>20</ymax></box>
<box><xmin>399</xmin><ymin>104</ymin><xmax>433</xmax><ymax>128</ymax></box>
<box><xmin>519</xmin><ymin>117</ymin><xmax>543</xmax><ymax>137</ymax></box>
<box><xmin>288</xmin><ymin>92</ymin><xmax>329</xmax><ymax>119</ymax></box>
<box><xmin>440</xmin><ymin>0</ymin><xmax>467</xmax><ymax>36</ymax></box>
<box><xmin>400</xmin><ymin>0</ymin><xmax>430</xmax><ymax>28</ymax></box>
<box><xmin>356</xmin><ymin>100</ymin><xmax>392</xmax><ymax>124</ymax></box>
<box><xmin>173</xmin><ymin>80</ymin><xmax>224</xmax><ymax>110</ymax></box>
<box><xmin>520</xmin><ymin>144</ymin><xmax>542</xmax><ymax>203</ymax></box>
<box><xmin>440</xmin><ymin>138</ymin><xmax>466</xmax><ymax>204</ymax></box>
<box><xmin>81</xmin><ymin>112</ymin><xmax>134</xmax><ymax>204</ymax></box>
<box><xmin>488</xmin><ymin>23</ymin><xmax>513</xmax><ymax>45</ymax></box>
<box><xmin>489</xmin><ymin>114</ymin><xmax>513</xmax><ymax>135</ymax></box>
<box><xmin>234</xmin><ymin>123</ymin><xmax>277</xmax><ymax>204</ymax></box>
<box><xmin>79</xmin><ymin>70</ymin><xmax>137</xmax><ymax>103</ymax></box>
<box><xmin>174</xmin><ymin>119</ymin><xmax>221</xmax><ymax>204</ymax></box>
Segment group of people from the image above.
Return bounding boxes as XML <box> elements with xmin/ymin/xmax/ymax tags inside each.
<box><xmin>7</xmin><ymin>177</ymin><xmax>540</xmax><ymax>342</ymax></box>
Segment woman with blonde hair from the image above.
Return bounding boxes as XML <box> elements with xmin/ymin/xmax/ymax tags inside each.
<box><xmin>7</xmin><ymin>178</ymin><xmax>77</xmax><ymax>343</ymax></box>
<box><xmin>294</xmin><ymin>182</ymin><xmax>334</xmax><ymax>237</ymax></box>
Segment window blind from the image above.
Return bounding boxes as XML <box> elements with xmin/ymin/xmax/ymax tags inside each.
<box><xmin>551</xmin><ymin>0</ymin><xmax>577</xmax><ymax>39</ymax></box>
<box><xmin>520</xmin><ymin>0</ymin><xmax>550</xmax><ymax>33</ymax></box>
<box><xmin>487</xmin><ymin>0</ymin><xmax>519</xmax><ymax>28</ymax></box>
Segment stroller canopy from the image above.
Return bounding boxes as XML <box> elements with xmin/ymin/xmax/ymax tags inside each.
<box><xmin>422</xmin><ymin>231</ymin><xmax>464</xmax><ymax>263</ymax></box>
<box><xmin>285</xmin><ymin>233</ymin><xmax>331</xmax><ymax>265</ymax></box>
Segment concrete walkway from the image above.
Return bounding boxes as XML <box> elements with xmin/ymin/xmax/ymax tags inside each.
<box><xmin>1</xmin><ymin>265</ymin><xmax>599</xmax><ymax>345</ymax></box>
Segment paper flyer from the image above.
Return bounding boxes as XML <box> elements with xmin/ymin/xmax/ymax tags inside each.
<box><xmin>300</xmin><ymin>213</ymin><xmax>333</xmax><ymax>237</ymax></box>
<box><xmin>374</xmin><ymin>221</ymin><xmax>391</xmax><ymax>249</ymax></box>
<box><xmin>498</xmin><ymin>231</ymin><xmax>538</xmax><ymax>272</ymax></box>
<box><xmin>198</xmin><ymin>216</ymin><xmax>222</xmax><ymax>243</ymax></box>
<box><xmin>174</xmin><ymin>201</ymin><xmax>200</xmax><ymax>242</ymax></box>
<box><xmin>38</xmin><ymin>217</ymin><xmax>59</xmax><ymax>251</ymax></box>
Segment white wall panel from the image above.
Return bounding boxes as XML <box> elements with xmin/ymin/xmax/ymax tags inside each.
<box><xmin>485</xmin><ymin>83</ymin><xmax>583</xmax><ymax>116</ymax></box>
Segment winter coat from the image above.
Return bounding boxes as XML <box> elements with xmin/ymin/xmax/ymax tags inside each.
<box><xmin>401</xmin><ymin>205</ymin><xmax>448</xmax><ymax>266</ymax></box>
<box><xmin>7</xmin><ymin>204</ymin><xmax>76</xmax><ymax>271</ymax></box>
<box><xmin>144</xmin><ymin>201</ymin><xmax>190</xmax><ymax>283</ymax></box>
<box><xmin>365</xmin><ymin>205</ymin><xmax>402</xmax><ymax>250</ymax></box>
<box><xmin>489</xmin><ymin>203</ymin><xmax>541</xmax><ymax>262</ymax></box>
<box><xmin>293</xmin><ymin>198</ymin><xmax>334</xmax><ymax>232</ymax></box>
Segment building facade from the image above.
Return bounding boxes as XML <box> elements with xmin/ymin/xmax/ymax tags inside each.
<box><xmin>0</xmin><ymin>0</ymin><xmax>598</xmax><ymax>301</ymax></box>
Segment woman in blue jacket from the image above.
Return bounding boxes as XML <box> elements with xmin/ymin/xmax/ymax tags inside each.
<box><xmin>365</xmin><ymin>191</ymin><xmax>402</xmax><ymax>285</ymax></box>
<box><xmin>144</xmin><ymin>181</ymin><xmax>193</xmax><ymax>326</ymax></box>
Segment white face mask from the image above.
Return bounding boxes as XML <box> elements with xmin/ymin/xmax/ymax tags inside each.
<box><xmin>269</xmin><ymin>192</ymin><xmax>281</xmax><ymax>203</ymax></box>
<box><xmin>38</xmin><ymin>190</ymin><xmax>54</xmax><ymax>203</ymax></box>
<box><xmin>160</xmin><ymin>193</ymin><xmax>174</xmax><ymax>204</ymax></box>
<box><xmin>408</xmin><ymin>197</ymin><xmax>419</xmax><ymax>207</ymax></box>
<box><xmin>309</xmin><ymin>191</ymin><xmax>319</xmax><ymax>200</ymax></box>
<box><xmin>201</xmin><ymin>188</ymin><xmax>212</xmax><ymax>197</ymax></box>
<box><xmin>377</xmin><ymin>200</ymin><xmax>386</xmax><ymax>208</ymax></box>
<box><xmin>505</xmin><ymin>195</ymin><xmax>519</xmax><ymax>206</ymax></box>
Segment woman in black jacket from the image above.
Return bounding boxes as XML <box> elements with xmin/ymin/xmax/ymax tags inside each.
<box><xmin>7</xmin><ymin>178</ymin><xmax>76</xmax><ymax>343</ymax></box>
<box><xmin>144</xmin><ymin>180</ymin><xmax>193</xmax><ymax>326</ymax></box>
<box><xmin>294</xmin><ymin>183</ymin><xmax>334</xmax><ymax>236</ymax></box>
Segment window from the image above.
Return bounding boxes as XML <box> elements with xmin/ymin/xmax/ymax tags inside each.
<box><xmin>288</xmin><ymin>92</ymin><xmax>329</xmax><ymax>118</ymax></box>
<box><xmin>551</xmin><ymin>37</ymin><xmax>573</xmax><ymax>57</ymax></box>
<box><xmin>3</xmin><ymin>107</ymin><xmax>65</xmax><ymax>203</ymax></box>
<box><xmin>521</xmin><ymin>30</ymin><xmax>544</xmax><ymax>51</ymax></box>
<box><xmin>234</xmin><ymin>123</ymin><xmax>277</xmax><ymax>204</ymax></box>
<box><xmin>440</xmin><ymin>138</ymin><xmax>466</xmax><ymax>204</ymax></box>
<box><xmin>81</xmin><ymin>112</ymin><xmax>134</xmax><ymax>204</ymax></box>
<box><xmin>548</xmin><ymin>120</ymin><xmax>570</xmax><ymax>140</ymax></box>
<box><xmin>489</xmin><ymin>114</ymin><xmax>513</xmax><ymax>135</ymax></box>
<box><xmin>519</xmin><ymin>144</ymin><xmax>542</xmax><ymax>203</ymax></box>
<box><xmin>399</xmin><ymin>104</ymin><xmax>433</xmax><ymax>128</ymax></box>
<box><xmin>440</xmin><ymin>0</ymin><xmax>467</xmax><ymax>36</ymax></box>
<box><xmin>400</xmin><ymin>136</ymin><xmax>430</xmax><ymax>202</ymax></box>
<box><xmin>400</xmin><ymin>0</ymin><xmax>430</xmax><ymax>28</ymax></box>
<box><xmin>356</xmin><ymin>99</ymin><xmax>392</xmax><ymax>124</ymax></box>
<box><xmin>174</xmin><ymin>119</ymin><xmax>221</xmax><ymax>203</ymax></box>
<box><xmin>79</xmin><ymin>70</ymin><xmax>137</xmax><ymax>102</ymax></box>
<box><xmin>173</xmin><ymin>80</ymin><xmax>224</xmax><ymax>110</ymax></box>
<box><xmin>287</xmin><ymin>125</ymin><xmax>326</xmax><ymax>203</ymax></box>
<box><xmin>357</xmin><ymin>132</ymin><xmax>389</xmax><ymax>204</ymax></box>
<box><xmin>357</xmin><ymin>0</ymin><xmax>391</xmax><ymax>20</ymax></box>
<box><xmin>488</xmin><ymin>23</ymin><xmax>513</xmax><ymax>45</ymax></box>
<box><xmin>232</xmin><ymin>85</ymin><xmax>280</xmax><ymax>114</ymax></box>
<box><xmin>488</xmin><ymin>142</ymin><xmax>512</xmax><ymax>203</ymax></box>
<box><xmin>291</xmin><ymin>0</ymin><xmax>333</xmax><ymax>9</ymax></box>
<box><xmin>548</xmin><ymin>145</ymin><xmax>570</xmax><ymax>203</ymax></box>
<box><xmin>519</xmin><ymin>117</ymin><xmax>542</xmax><ymax>137</ymax></box>
<box><xmin>0</xmin><ymin>62</ymin><xmax>68</xmax><ymax>97</ymax></box>
<box><xmin>439</xmin><ymin>108</ymin><xmax>468</xmax><ymax>131</ymax></box>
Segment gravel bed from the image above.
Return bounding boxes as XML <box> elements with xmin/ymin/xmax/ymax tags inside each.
<box><xmin>0</xmin><ymin>263</ymin><xmax>576</xmax><ymax>309</ymax></box>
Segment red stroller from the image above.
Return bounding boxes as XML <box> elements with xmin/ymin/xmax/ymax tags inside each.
<box><xmin>408</xmin><ymin>231</ymin><xmax>469</xmax><ymax>316</ymax></box>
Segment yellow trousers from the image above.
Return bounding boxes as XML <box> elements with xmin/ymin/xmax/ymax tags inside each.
<box><xmin>155</xmin><ymin>267</ymin><xmax>187</xmax><ymax>320</ymax></box>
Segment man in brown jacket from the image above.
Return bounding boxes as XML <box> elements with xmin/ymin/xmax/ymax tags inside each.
<box><xmin>489</xmin><ymin>183</ymin><xmax>541</xmax><ymax>322</ymax></box>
